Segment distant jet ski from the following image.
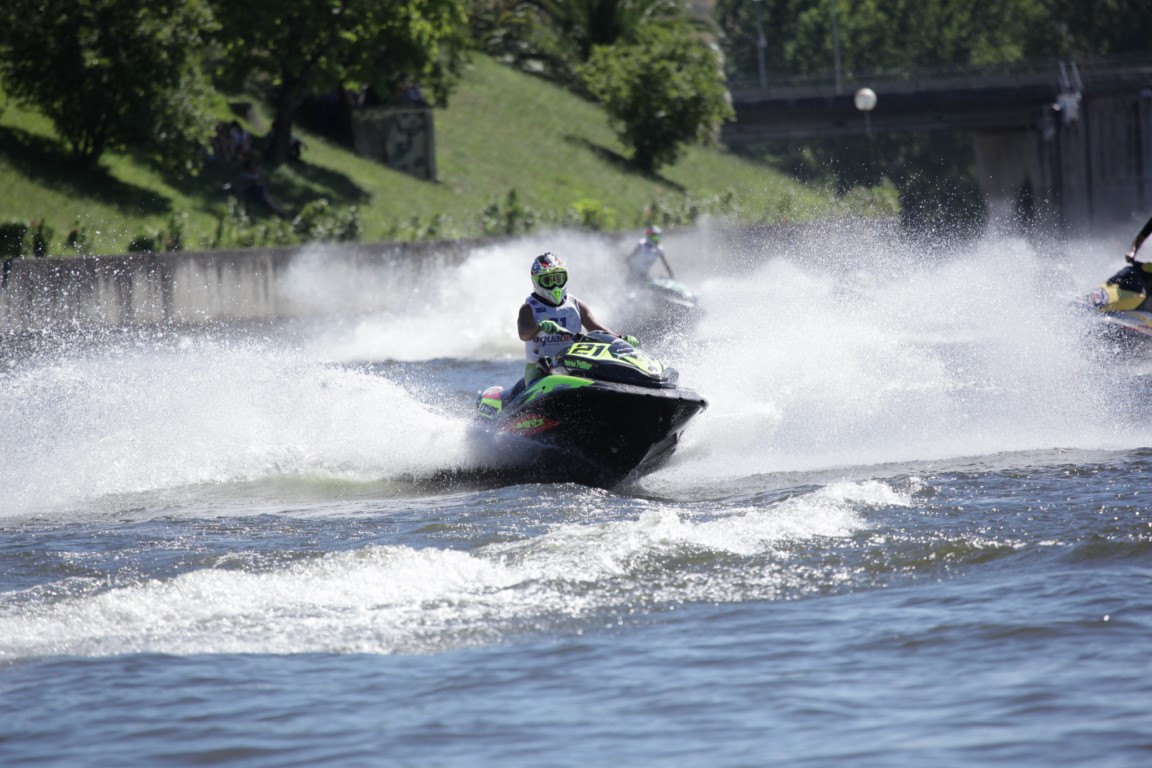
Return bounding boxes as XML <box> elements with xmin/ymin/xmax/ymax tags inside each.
<box><xmin>643</xmin><ymin>275</ymin><xmax>698</xmax><ymax>310</ymax></box>
<box><xmin>618</xmin><ymin>276</ymin><xmax>700</xmax><ymax>343</ymax></box>
<box><xmin>1086</xmin><ymin>264</ymin><xmax>1152</xmax><ymax>344</ymax></box>
<box><xmin>471</xmin><ymin>330</ymin><xmax>707</xmax><ymax>489</ymax></box>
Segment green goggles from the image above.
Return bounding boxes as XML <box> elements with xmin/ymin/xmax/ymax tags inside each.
<box><xmin>537</xmin><ymin>271</ymin><xmax>568</xmax><ymax>289</ymax></box>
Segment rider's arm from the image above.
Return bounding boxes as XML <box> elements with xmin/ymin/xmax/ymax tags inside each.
<box><xmin>517</xmin><ymin>303</ymin><xmax>542</xmax><ymax>341</ymax></box>
<box><xmin>659</xmin><ymin>251</ymin><xmax>675</xmax><ymax>279</ymax></box>
<box><xmin>1126</xmin><ymin>215</ymin><xmax>1152</xmax><ymax>264</ymax></box>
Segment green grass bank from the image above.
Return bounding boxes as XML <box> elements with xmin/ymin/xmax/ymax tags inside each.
<box><xmin>0</xmin><ymin>55</ymin><xmax>888</xmax><ymax>257</ymax></box>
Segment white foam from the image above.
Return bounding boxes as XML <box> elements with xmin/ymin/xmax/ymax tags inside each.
<box><xmin>2</xmin><ymin>225</ymin><xmax>1146</xmax><ymax>513</ymax></box>
<box><xmin>0</xmin><ymin>480</ymin><xmax>884</xmax><ymax>658</ymax></box>
<box><xmin>0</xmin><ymin>340</ymin><xmax>471</xmax><ymax>518</ymax></box>
<box><xmin>661</xmin><ymin>227</ymin><xmax>1147</xmax><ymax>483</ymax></box>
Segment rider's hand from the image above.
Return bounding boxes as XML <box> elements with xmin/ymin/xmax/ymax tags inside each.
<box><xmin>1126</xmin><ymin>250</ymin><xmax>1137</xmax><ymax>264</ymax></box>
<box><xmin>538</xmin><ymin>319</ymin><xmax>561</xmax><ymax>334</ymax></box>
<box><xmin>621</xmin><ymin>334</ymin><xmax>640</xmax><ymax>348</ymax></box>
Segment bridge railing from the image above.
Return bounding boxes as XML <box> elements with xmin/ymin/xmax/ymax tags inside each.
<box><xmin>726</xmin><ymin>52</ymin><xmax>1152</xmax><ymax>95</ymax></box>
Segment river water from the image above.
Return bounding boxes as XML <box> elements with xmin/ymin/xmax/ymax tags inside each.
<box><xmin>2</xmin><ymin>225</ymin><xmax>1151</xmax><ymax>767</ymax></box>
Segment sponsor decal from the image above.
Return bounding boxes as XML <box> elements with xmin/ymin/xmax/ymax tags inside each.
<box><xmin>506</xmin><ymin>414</ymin><xmax>560</xmax><ymax>436</ymax></box>
<box><xmin>566</xmin><ymin>342</ymin><xmax>611</xmax><ymax>359</ymax></box>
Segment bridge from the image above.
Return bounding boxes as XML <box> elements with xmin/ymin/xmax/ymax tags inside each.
<box><xmin>722</xmin><ymin>61</ymin><xmax>1152</xmax><ymax>235</ymax></box>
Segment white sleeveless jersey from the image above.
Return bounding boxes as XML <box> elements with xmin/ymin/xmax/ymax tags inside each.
<box><xmin>524</xmin><ymin>293</ymin><xmax>582</xmax><ymax>363</ymax></box>
<box><xmin>628</xmin><ymin>239</ymin><xmax>662</xmax><ymax>278</ymax></box>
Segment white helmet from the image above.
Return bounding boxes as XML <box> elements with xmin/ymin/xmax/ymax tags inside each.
<box><xmin>530</xmin><ymin>252</ymin><xmax>569</xmax><ymax>305</ymax></box>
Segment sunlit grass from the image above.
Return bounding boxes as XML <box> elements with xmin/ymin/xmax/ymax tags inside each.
<box><xmin>0</xmin><ymin>55</ymin><xmax>843</xmax><ymax>256</ymax></box>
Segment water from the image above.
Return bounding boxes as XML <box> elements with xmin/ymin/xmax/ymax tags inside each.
<box><xmin>3</xmin><ymin>225</ymin><xmax>1152</xmax><ymax>767</ymax></box>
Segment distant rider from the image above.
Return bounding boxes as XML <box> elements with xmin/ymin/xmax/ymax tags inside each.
<box><xmin>627</xmin><ymin>226</ymin><xmax>675</xmax><ymax>283</ymax></box>
<box><xmin>1125</xmin><ymin>214</ymin><xmax>1152</xmax><ymax>292</ymax></box>
<box><xmin>509</xmin><ymin>252</ymin><xmax>637</xmax><ymax>399</ymax></box>
<box><xmin>1101</xmin><ymin>214</ymin><xmax>1152</xmax><ymax>311</ymax></box>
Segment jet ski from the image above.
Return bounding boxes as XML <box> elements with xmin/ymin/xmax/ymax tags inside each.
<box><xmin>1085</xmin><ymin>264</ymin><xmax>1152</xmax><ymax>346</ymax></box>
<box><xmin>472</xmin><ymin>330</ymin><xmax>707</xmax><ymax>488</ymax></box>
<box><xmin>619</xmin><ymin>276</ymin><xmax>700</xmax><ymax>343</ymax></box>
<box><xmin>643</xmin><ymin>275</ymin><xmax>698</xmax><ymax>310</ymax></box>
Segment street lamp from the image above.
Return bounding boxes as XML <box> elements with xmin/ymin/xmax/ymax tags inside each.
<box><xmin>830</xmin><ymin>0</ymin><xmax>843</xmax><ymax>93</ymax></box>
<box><xmin>854</xmin><ymin>87</ymin><xmax>878</xmax><ymax>182</ymax></box>
<box><xmin>753</xmin><ymin>0</ymin><xmax>767</xmax><ymax>89</ymax></box>
<box><xmin>854</xmin><ymin>87</ymin><xmax>877</xmax><ymax>126</ymax></box>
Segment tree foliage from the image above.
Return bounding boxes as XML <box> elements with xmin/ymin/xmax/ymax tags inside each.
<box><xmin>783</xmin><ymin>0</ymin><xmax>1058</xmax><ymax>74</ymax></box>
<box><xmin>712</xmin><ymin>0</ymin><xmax>1151</xmax><ymax>235</ymax></box>
<box><xmin>0</xmin><ymin>0</ymin><xmax>216</xmax><ymax>170</ymax></box>
<box><xmin>715</xmin><ymin>0</ymin><xmax>1152</xmax><ymax>85</ymax></box>
<box><xmin>209</xmin><ymin>0</ymin><xmax>471</xmax><ymax>164</ymax></box>
<box><xmin>1044</xmin><ymin>0</ymin><xmax>1152</xmax><ymax>57</ymax></box>
<box><xmin>581</xmin><ymin>23</ymin><xmax>735</xmax><ymax>173</ymax></box>
<box><xmin>530</xmin><ymin>0</ymin><xmax>685</xmax><ymax>61</ymax></box>
<box><xmin>472</xmin><ymin>0</ymin><xmax>687</xmax><ymax>87</ymax></box>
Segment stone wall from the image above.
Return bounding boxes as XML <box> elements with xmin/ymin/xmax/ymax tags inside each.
<box><xmin>0</xmin><ymin>240</ymin><xmax>478</xmax><ymax>335</ymax></box>
<box><xmin>351</xmin><ymin>107</ymin><xmax>437</xmax><ymax>181</ymax></box>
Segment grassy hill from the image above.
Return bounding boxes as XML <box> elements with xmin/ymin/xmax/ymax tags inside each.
<box><xmin>0</xmin><ymin>55</ymin><xmax>874</xmax><ymax>257</ymax></box>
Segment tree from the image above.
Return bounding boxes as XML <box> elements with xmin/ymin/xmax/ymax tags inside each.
<box><xmin>1045</xmin><ymin>0</ymin><xmax>1152</xmax><ymax>57</ymax></box>
<box><xmin>581</xmin><ymin>23</ymin><xmax>735</xmax><ymax>173</ymax></box>
<box><xmin>0</xmin><ymin>0</ymin><xmax>216</xmax><ymax>170</ymax></box>
<box><xmin>784</xmin><ymin>0</ymin><xmax>1057</xmax><ymax>74</ymax></box>
<box><xmin>715</xmin><ymin>0</ymin><xmax>1152</xmax><ymax>85</ymax></box>
<box><xmin>472</xmin><ymin>0</ymin><xmax>688</xmax><ymax>88</ymax></box>
<box><xmin>210</xmin><ymin>0</ymin><xmax>471</xmax><ymax>165</ymax></box>
<box><xmin>531</xmin><ymin>0</ymin><xmax>683</xmax><ymax>61</ymax></box>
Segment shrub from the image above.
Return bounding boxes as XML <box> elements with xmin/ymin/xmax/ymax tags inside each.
<box><xmin>65</xmin><ymin>220</ymin><xmax>92</xmax><ymax>256</ymax></box>
<box><xmin>128</xmin><ymin>234</ymin><xmax>158</xmax><ymax>253</ymax></box>
<box><xmin>566</xmin><ymin>199</ymin><xmax>617</xmax><ymax>231</ymax></box>
<box><xmin>164</xmin><ymin>212</ymin><xmax>188</xmax><ymax>251</ymax></box>
<box><xmin>292</xmin><ymin>199</ymin><xmax>364</xmax><ymax>243</ymax></box>
<box><xmin>641</xmin><ymin>189</ymin><xmax>740</xmax><ymax>228</ymax></box>
<box><xmin>0</xmin><ymin>221</ymin><xmax>29</xmax><ymax>257</ymax></box>
<box><xmin>30</xmin><ymin>218</ymin><xmax>53</xmax><ymax>258</ymax></box>
<box><xmin>479</xmin><ymin>189</ymin><xmax>537</xmax><ymax>236</ymax></box>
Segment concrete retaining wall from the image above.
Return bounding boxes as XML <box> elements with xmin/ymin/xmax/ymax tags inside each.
<box><xmin>0</xmin><ymin>239</ymin><xmax>481</xmax><ymax>335</ymax></box>
<box><xmin>0</xmin><ymin>221</ymin><xmax>899</xmax><ymax>337</ymax></box>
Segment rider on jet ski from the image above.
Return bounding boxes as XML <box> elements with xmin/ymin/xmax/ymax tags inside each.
<box><xmin>1092</xmin><ymin>214</ymin><xmax>1152</xmax><ymax>312</ymax></box>
<box><xmin>510</xmin><ymin>252</ymin><xmax>638</xmax><ymax>399</ymax></box>
<box><xmin>627</xmin><ymin>226</ymin><xmax>675</xmax><ymax>283</ymax></box>
<box><xmin>1124</xmin><ymin>214</ymin><xmax>1152</xmax><ymax>280</ymax></box>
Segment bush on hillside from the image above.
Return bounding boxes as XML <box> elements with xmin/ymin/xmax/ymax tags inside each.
<box><xmin>480</xmin><ymin>190</ymin><xmax>537</xmax><ymax>236</ymax></box>
<box><xmin>65</xmin><ymin>223</ymin><xmax>93</xmax><ymax>257</ymax></box>
<box><xmin>565</xmin><ymin>199</ymin><xmax>617</xmax><ymax>231</ymax></box>
<box><xmin>292</xmin><ymin>199</ymin><xmax>363</xmax><ymax>243</ymax></box>
<box><xmin>0</xmin><ymin>221</ymin><xmax>28</xmax><ymax>258</ymax></box>
<box><xmin>581</xmin><ymin>23</ymin><xmax>734</xmax><ymax>173</ymax></box>
<box><xmin>30</xmin><ymin>218</ymin><xmax>53</xmax><ymax>258</ymax></box>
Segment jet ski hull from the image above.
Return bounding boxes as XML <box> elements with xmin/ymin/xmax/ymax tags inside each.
<box><xmin>1098</xmin><ymin>310</ymin><xmax>1152</xmax><ymax>338</ymax></box>
<box><xmin>481</xmin><ymin>377</ymin><xmax>707</xmax><ymax>488</ymax></box>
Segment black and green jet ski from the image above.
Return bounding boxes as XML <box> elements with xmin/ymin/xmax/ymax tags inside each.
<box><xmin>473</xmin><ymin>331</ymin><xmax>707</xmax><ymax>488</ymax></box>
